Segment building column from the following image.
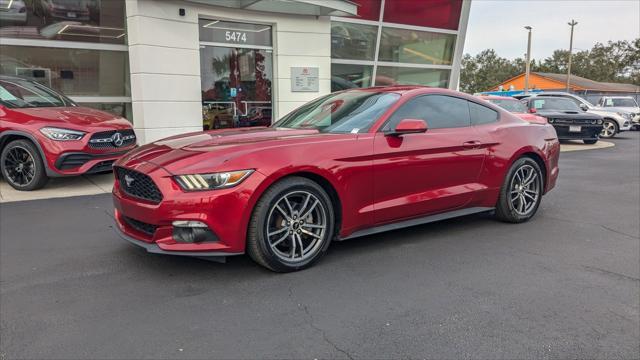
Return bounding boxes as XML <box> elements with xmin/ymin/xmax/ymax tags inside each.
<box><xmin>125</xmin><ymin>0</ymin><xmax>203</xmax><ymax>144</ymax></box>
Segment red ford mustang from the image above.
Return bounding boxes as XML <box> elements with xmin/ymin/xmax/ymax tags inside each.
<box><xmin>113</xmin><ymin>86</ymin><xmax>560</xmax><ymax>272</ymax></box>
<box><xmin>0</xmin><ymin>76</ymin><xmax>136</xmax><ymax>190</ymax></box>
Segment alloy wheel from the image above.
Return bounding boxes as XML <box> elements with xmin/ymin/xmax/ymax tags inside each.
<box><xmin>3</xmin><ymin>146</ymin><xmax>36</xmax><ymax>187</ymax></box>
<box><xmin>601</xmin><ymin>121</ymin><xmax>616</xmax><ymax>138</ymax></box>
<box><xmin>266</xmin><ymin>190</ymin><xmax>327</xmax><ymax>263</ymax></box>
<box><xmin>509</xmin><ymin>164</ymin><xmax>540</xmax><ymax>216</ymax></box>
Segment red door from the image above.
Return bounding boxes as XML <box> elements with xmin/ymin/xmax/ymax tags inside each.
<box><xmin>371</xmin><ymin>94</ymin><xmax>486</xmax><ymax>225</ymax></box>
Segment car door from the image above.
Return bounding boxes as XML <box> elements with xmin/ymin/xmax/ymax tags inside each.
<box><xmin>372</xmin><ymin>95</ymin><xmax>486</xmax><ymax>225</ymax></box>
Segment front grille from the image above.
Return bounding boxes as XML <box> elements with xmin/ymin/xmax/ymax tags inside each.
<box><xmin>115</xmin><ymin>167</ymin><xmax>163</xmax><ymax>203</ymax></box>
<box><xmin>88</xmin><ymin>129</ymin><xmax>136</xmax><ymax>149</ymax></box>
<box><xmin>548</xmin><ymin>118</ymin><xmax>597</xmax><ymax>125</ymax></box>
<box><xmin>123</xmin><ymin>216</ymin><xmax>157</xmax><ymax>236</ymax></box>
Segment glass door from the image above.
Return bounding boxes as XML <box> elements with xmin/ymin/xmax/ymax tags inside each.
<box><xmin>199</xmin><ymin>20</ymin><xmax>273</xmax><ymax>130</ymax></box>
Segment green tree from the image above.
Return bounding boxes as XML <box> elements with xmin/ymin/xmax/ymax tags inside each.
<box><xmin>459</xmin><ymin>49</ymin><xmax>520</xmax><ymax>94</ymax></box>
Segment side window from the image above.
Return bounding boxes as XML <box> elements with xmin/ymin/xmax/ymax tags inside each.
<box><xmin>383</xmin><ymin>95</ymin><xmax>470</xmax><ymax>131</ymax></box>
<box><xmin>468</xmin><ymin>101</ymin><xmax>499</xmax><ymax>125</ymax></box>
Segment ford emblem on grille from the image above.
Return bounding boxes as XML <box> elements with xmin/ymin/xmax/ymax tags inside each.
<box><xmin>124</xmin><ymin>174</ymin><xmax>135</xmax><ymax>187</ymax></box>
<box><xmin>111</xmin><ymin>132</ymin><xmax>124</xmax><ymax>147</ymax></box>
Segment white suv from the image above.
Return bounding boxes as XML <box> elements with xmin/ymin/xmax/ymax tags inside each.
<box><xmin>531</xmin><ymin>92</ymin><xmax>633</xmax><ymax>138</ymax></box>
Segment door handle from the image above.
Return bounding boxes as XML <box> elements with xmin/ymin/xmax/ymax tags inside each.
<box><xmin>462</xmin><ymin>141</ymin><xmax>482</xmax><ymax>149</ymax></box>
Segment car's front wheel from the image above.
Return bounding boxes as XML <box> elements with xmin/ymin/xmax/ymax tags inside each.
<box><xmin>1</xmin><ymin>139</ymin><xmax>48</xmax><ymax>191</ymax></box>
<box><xmin>583</xmin><ymin>139</ymin><xmax>598</xmax><ymax>145</ymax></box>
<box><xmin>495</xmin><ymin>157</ymin><xmax>543</xmax><ymax>223</ymax></box>
<box><xmin>600</xmin><ymin>119</ymin><xmax>618</xmax><ymax>138</ymax></box>
<box><xmin>247</xmin><ymin>177</ymin><xmax>335</xmax><ymax>272</ymax></box>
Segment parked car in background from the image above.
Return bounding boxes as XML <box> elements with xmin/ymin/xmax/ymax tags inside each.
<box><xmin>238</xmin><ymin>107</ymin><xmax>272</xmax><ymax>127</ymax></box>
<box><xmin>597</xmin><ymin>96</ymin><xmax>640</xmax><ymax>130</ymax></box>
<box><xmin>33</xmin><ymin>0</ymin><xmax>90</xmax><ymax>22</ymax></box>
<box><xmin>527</xmin><ymin>92</ymin><xmax>632</xmax><ymax>138</ymax></box>
<box><xmin>0</xmin><ymin>0</ymin><xmax>28</xmax><ymax>24</ymax></box>
<box><xmin>0</xmin><ymin>76</ymin><xmax>136</xmax><ymax>191</ymax></box>
<box><xmin>480</xmin><ymin>96</ymin><xmax>547</xmax><ymax>125</ymax></box>
<box><xmin>113</xmin><ymin>86</ymin><xmax>559</xmax><ymax>272</ymax></box>
<box><xmin>524</xmin><ymin>96</ymin><xmax>603</xmax><ymax>144</ymax></box>
<box><xmin>202</xmin><ymin>103</ymin><xmax>234</xmax><ymax>130</ymax></box>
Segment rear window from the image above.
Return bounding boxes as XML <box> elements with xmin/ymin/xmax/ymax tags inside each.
<box><xmin>469</xmin><ymin>101</ymin><xmax>499</xmax><ymax>125</ymax></box>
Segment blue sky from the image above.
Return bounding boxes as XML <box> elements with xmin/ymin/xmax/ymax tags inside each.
<box><xmin>463</xmin><ymin>0</ymin><xmax>640</xmax><ymax>60</ymax></box>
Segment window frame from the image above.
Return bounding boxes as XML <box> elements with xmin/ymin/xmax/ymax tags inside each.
<box><xmin>378</xmin><ymin>93</ymin><xmax>473</xmax><ymax>132</ymax></box>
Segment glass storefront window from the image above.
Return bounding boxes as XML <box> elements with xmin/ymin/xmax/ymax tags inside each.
<box><xmin>81</xmin><ymin>102</ymin><xmax>132</xmax><ymax>121</ymax></box>
<box><xmin>383</xmin><ymin>0</ymin><xmax>463</xmax><ymax>30</ymax></box>
<box><xmin>331</xmin><ymin>64</ymin><xmax>373</xmax><ymax>92</ymax></box>
<box><xmin>200</xmin><ymin>45</ymin><xmax>273</xmax><ymax>129</ymax></box>
<box><xmin>0</xmin><ymin>0</ymin><xmax>126</xmax><ymax>44</ymax></box>
<box><xmin>378</xmin><ymin>27</ymin><xmax>455</xmax><ymax>65</ymax></box>
<box><xmin>331</xmin><ymin>22</ymin><xmax>378</xmax><ymax>61</ymax></box>
<box><xmin>0</xmin><ymin>45</ymin><xmax>130</xmax><ymax>96</ymax></box>
<box><xmin>375</xmin><ymin>66</ymin><xmax>450</xmax><ymax>87</ymax></box>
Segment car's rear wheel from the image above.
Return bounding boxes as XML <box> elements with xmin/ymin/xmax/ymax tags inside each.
<box><xmin>583</xmin><ymin>139</ymin><xmax>598</xmax><ymax>145</ymax></box>
<box><xmin>1</xmin><ymin>139</ymin><xmax>48</xmax><ymax>191</ymax></box>
<box><xmin>600</xmin><ymin>119</ymin><xmax>617</xmax><ymax>138</ymax></box>
<box><xmin>495</xmin><ymin>157</ymin><xmax>543</xmax><ymax>223</ymax></box>
<box><xmin>247</xmin><ymin>177</ymin><xmax>334</xmax><ymax>272</ymax></box>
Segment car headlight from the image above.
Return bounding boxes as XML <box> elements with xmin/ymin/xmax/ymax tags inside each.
<box><xmin>39</xmin><ymin>127</ymin><xmax>86</xmax><ymax>141</ymax></box>
<box><xmin>174</xmin><ymin>170</ymin><xmax>254</xmax><ymax>191</ymax></box>
<box><xmin>619</xmin><ymin>112</ymin><xmax>633</xmax><ymax>120</ymax></box>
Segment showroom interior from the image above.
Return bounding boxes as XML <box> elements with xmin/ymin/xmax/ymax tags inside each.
<box><xmin>0</xmin><ymin>0</ymin><xmax>471</xmax><ymax>143</ymax></box>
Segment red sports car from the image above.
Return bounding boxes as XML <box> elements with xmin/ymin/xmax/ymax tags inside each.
<box><xmin>0</xmin><ymin>76</ymin><xmax>136</xmax><ymax>190</ymax></box>
<box><xmin>113</xmin><ymin>86</ymin><xmax>560</xmax><ymax>272</ymax></box>
<box><xmin>480</xmin><ymin>95</ymin><xmax>548</xmax><ymax>125</ymax></box>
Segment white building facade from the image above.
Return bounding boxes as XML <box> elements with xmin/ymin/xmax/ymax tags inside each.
<box><xmin>0</xmin><ymin>0</ymin><xmax>471</xmax><ymax>143</ymax></box>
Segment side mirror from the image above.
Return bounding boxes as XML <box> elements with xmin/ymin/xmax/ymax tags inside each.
<box><xmin>386</xmin><ymin>118</ymin><xmax>428</xmax><ymax>136</ymax></box>
<box><xmin>579</xmin><ymin>103</ymin><xmax>589</xmax><ymax>111</ymax></box>
<box><xmin>529</xmin><ymin>107</ymin><xmax>537</xmax><ymax>113</ymax></box>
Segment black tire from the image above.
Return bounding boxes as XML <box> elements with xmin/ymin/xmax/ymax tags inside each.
<box><xmin>495</xmin><ymin>157</ymin><xmax>543</xmax><ymax>223</ymax></box>
<box><xmin>583</xmin><ymin>139</ymin><xmax>598</xmax><ymax>145</ymax></box>
<box><xmin>1</xmin><ymin>139</ymin><xmax>48</xmax><ymax>191</ymax></box>
<box><xmin>600</xmin><ymin>119</ymin><xmax>618</xmax><ymax>138</ymax></box>
<box><xmin>247</xmin><ymin>177</ymin><xmax>335</xmax><ymax>272</ymax></box>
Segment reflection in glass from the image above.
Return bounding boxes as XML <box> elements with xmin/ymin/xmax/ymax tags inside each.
<box><xmin>383</xmin><ymin>0</ymin><xmax>463</xmax><ymax>30</ymax></box>
<box><xmin>375</xmin><ymin>66</ymin><xmax>450</xmax><ymax>88</ymax></box>
<box><xmin>0</xmin><ymin>0</ymin><xmax>126</xmax><ymax>44</ymax></box>
<box><xmin>378</xmin><ymin>27</ymin><xmax>455</xmax><ymax>65</ymax></box>
<box><xmin>331</xmin><ymin>64</ymin><xmax>373</xmax><ymax>92</ymax></box>
<box><xmin>200</xmin><ymin>46</ymin><xmax>273</xmax><ymax>129</ymax></box>
<box><xmin>82</xmin><ymin>102</ymin><xmax>132</xmax><ymax>121</ymax></box>
<box><xmin>331</xmin><ymin>22</ymin><xmax>377</xmax><ymax>61</ymax></box>
<box><xmin>0</xmin><ymin>45</ymin><xmax>130</xmax><ymax>96</ymax></box>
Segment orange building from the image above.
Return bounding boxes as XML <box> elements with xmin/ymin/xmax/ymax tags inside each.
<box><xmin>491</xmin><ymin>72</ymin><xmax>640</xmax><ymax>93</ymax></box>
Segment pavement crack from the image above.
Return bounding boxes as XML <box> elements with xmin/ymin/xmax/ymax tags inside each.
<box><xmin>582</xmin><ymin>265</ymin><xmax>640</xmax><ymax>283</ymax></box>
<box><xmin>288</xmin><ymin>285</ymin><xmax>354</xmax><ymax>360</ymax></box>
<box><xmin>600</xmin><ymin>225</ymin><xmax>640</xmax><ymax>239</ymax></box>
<box><xmin>542</xmin><ymin>215</ymin><xmax>639</xmax><ymax>239</ymax></box>
<box><xmin>301</xmin><ymin>304</ymin><xmax>355</xmax><ymax>360</ymax></box>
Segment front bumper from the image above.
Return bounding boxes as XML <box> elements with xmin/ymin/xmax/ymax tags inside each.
<box><xmin>552</xmin><ymin>124</ymin><xmax>602</xmax><ymax>140</ymax></box>
<box><xmin>112</xmin><ymin>163</ymin><xmax>266</xmax><ymax>254</ymax></box>
<box><xmin>113</xmin><ymin>223</ymin><xmax>241</xmax><ymax>262</ymax></box>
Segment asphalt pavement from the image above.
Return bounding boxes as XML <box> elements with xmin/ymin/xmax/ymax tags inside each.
<box><xmin>1</xmin><ymin>133</ymin><xmax>639</xmax><ymax>359</ymax></box>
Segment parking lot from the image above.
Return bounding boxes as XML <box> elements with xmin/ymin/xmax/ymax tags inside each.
<box><xmin>1</xmin><ymin>133</ymin><xmax>638</xmax><ymax>359</ymax></box>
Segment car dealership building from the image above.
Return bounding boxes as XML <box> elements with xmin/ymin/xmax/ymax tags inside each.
<box><xmin>0</xmin><ymin>0</ymin><xmax>471</xmax><ymax>143</ymax></box>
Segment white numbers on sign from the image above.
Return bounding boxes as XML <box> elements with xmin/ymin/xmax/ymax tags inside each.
<box><xmin>225</xmin><ymin>31</ymin><xmax>247</xmax><ymax>43</ymax></box>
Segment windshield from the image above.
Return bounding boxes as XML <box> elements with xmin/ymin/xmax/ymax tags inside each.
<box><xmin>607</xmin><ymin>98</ymin><xmax>638</xmax><ymax>107</ymax></box>
<box><xmin>0</xmin><ymin>79</ymin><xmax>75</xmax><ymax>109</ymax></box>
<box><xmin>274</xmin><ymin>91</ymin><xmax>400</xmax><ymax>133</ymax></box>
<box><xmin>487</xmin><ymin>99</ymin><xmax>527</xmax><ymax>113</ymax></box>
<box><xmin>531</xmin><ymin>97</ymin><xmax>581</xmax><ymax>112</ymax></box>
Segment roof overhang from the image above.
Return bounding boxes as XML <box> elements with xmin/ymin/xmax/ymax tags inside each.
<box><xmin>185</xmin><ymin>0</ymin><xmax>358</xmax><ymax>17</ymax></box>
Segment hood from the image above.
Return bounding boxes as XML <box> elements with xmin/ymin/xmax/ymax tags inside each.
<box><xmin>118</xmin><ymin>127</ymin><xmax>334</xmax><ymax>174</ymax></box>
<box><xmin>10</xmin><ymin>106</ymin><xmax>131</xmax><ymax>130</ymax></box>
<box><xmin>535</xmin><ymin>110</ymin><xmax>602</xmax><ymax>120</ymax></box>
<box><xmin>594</xmin><ymin>106</ymin><xmax>640</xmax><ymax>114</ymax></box>
<box><xmin>515</xmin><ymin>113</ymin><xmax>547</xmax><ymax>125</ymax></box>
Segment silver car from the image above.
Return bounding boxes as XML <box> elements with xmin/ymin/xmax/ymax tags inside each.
<box><xmin>530</xmin><ymin>92</ymin><xmax>633</xmax><ymax>138</ymax></box>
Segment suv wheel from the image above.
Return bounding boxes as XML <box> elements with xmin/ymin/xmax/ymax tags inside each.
<box><xmin>247</xmin><ymin>177</ymin><xmax>335</xmax><ymax>272</ymax></box>
<box><xmin>495</xmin><ymin>157</ymin><xmax>543</xmax><ymax>223</ymax></box>
<box><xmin>1</xmin><ymin>140</ymin><xmax>48</xmax><ymax>191</ymax></box>
<box><xmin>600</xmin><ymin>119</ymin><xmax>618</xmax><ymax>138</ymax></box>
